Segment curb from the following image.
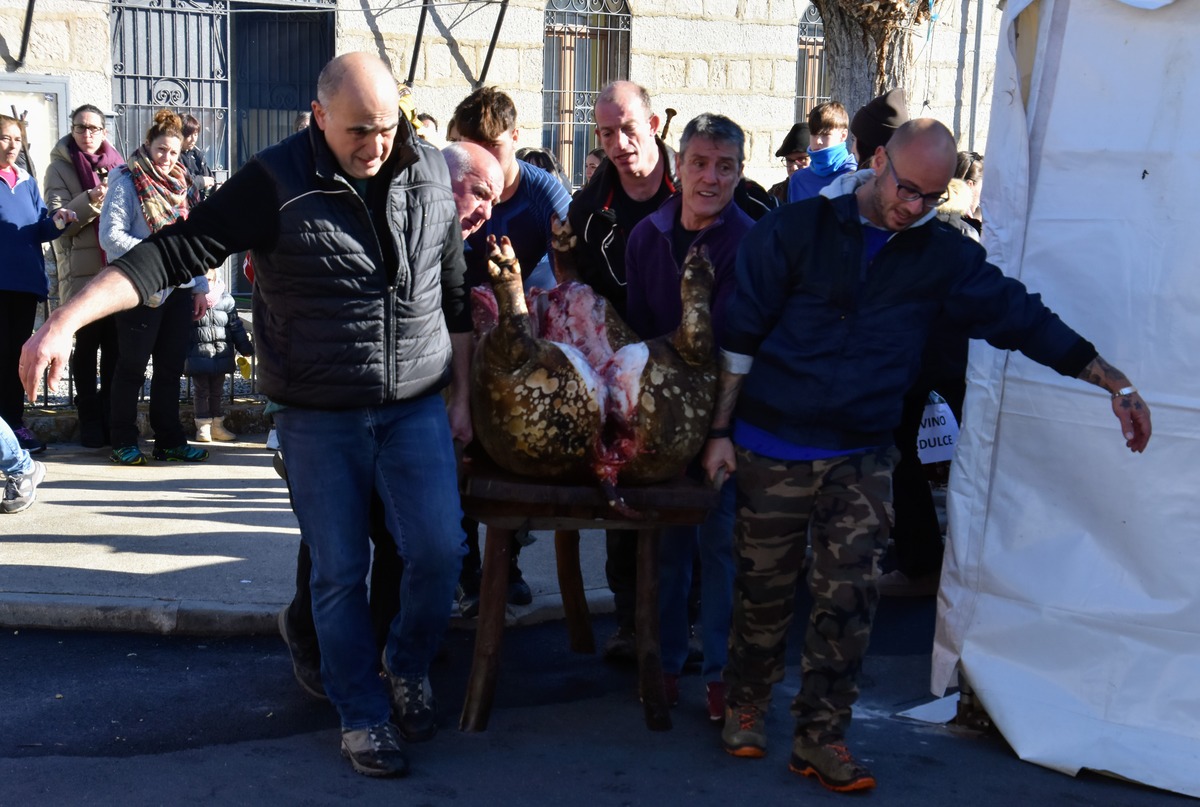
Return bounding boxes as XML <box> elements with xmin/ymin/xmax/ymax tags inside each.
<box><xmin>0</xmin><ymin>589</ymin><xmax>615</xmax><ymax>638</ymax></box>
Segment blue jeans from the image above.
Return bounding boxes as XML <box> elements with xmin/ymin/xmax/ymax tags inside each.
<box><xmin>658</xmin><ymin>476</ymin><xmax>737</xmax><ymax>681</ymax></box>
<box><xmin>0</xmin><ymin>417</ymin><xmax>33</xmax><ymax>477</ymax></box>
<box><xmin>274</xmin><ymin>394</ymin><xmax>466</xmax><ymax>729</ymax></box>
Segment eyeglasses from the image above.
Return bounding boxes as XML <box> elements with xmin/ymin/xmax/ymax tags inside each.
<box><xmin>884</xmin><ymin>150</ymin><xmax>949</xmax><ymax>207</ymax></box>
<box><xmin>73</xmin><ymin>124</ymin><xmax>104</xmax><ymax>135</ymax></box>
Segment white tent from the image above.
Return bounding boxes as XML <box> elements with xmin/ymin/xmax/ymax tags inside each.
<box><xmin>933</xmin><ymin>0</ymin><xmax>1200</xmax><ymax>797</ymax></box>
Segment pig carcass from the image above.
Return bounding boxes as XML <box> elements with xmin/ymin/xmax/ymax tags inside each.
<box><xmin>470</xmin><ymin>232</ymin><xmax>717</xmax><ymax>507</ymax></box>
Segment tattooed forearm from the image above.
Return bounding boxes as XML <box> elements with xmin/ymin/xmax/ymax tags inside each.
<box><xmin>710</xmin><ymin>370</ymin><xmax>745</xmax><ymax>429</ymax></box>
<box><xmin>1078</xmin><ymin>355</ymin><xmax>1132</xmax><ymax>394</ymax></box>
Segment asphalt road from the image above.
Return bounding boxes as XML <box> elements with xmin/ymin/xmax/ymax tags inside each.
<box><xmin>2</xmin><ymin>600</ymin><xmax>1190</xmax><ymax>806</ymax></box>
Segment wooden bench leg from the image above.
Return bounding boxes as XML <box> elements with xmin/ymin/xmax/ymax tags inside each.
<box><xmin>459</xmin><ymin>525</ymin><xmax>514</xmax><ymax>732</ymax></box>
<box><xmin>636</xmin><ymin>527</ymin><xmax>671</xmax><ymax>731</ymax></box>
<box><xmin>554</xmin><ymin>529</ymin><xmax>595</xmax><ymax>654</ymax></box>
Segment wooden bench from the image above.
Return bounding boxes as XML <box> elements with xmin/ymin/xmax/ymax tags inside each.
<box><xmin>457</xmin><ymin>455</ymin><xmax>719</xmax><ymax>733</ymax></box>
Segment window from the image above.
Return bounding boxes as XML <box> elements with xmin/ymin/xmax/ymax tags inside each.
<box><xmin>795</xmin><ymin>4</ymin><xmax>830</xmax><ymax>121</ymax></box>
<box><xmin>542</xmin><ymin>0</ymin><xmax>631</xmax><ymax>188</ymax></box>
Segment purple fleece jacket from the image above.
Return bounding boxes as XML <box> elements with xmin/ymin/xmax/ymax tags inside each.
<box><xmin>624</xmin><ymin>194</ymin><xmax>754</xmax><ymax>346</ymax></box>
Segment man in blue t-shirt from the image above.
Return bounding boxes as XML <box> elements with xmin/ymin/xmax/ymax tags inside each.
<box><xmin>450</xmin><ymin>86</ymin><xmax>573</xmax><ymax>610</ymax></box>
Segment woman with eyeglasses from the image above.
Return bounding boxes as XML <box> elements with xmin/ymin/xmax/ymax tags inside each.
<box><xmin>0</xmin><ymin>114</ymin><xmax>77</xmax><ymax>454</ymax></box>
<box><xmin>43</xmin><ymin>104</ymin><xmax>126</xmax><ymax>447</ymax></box>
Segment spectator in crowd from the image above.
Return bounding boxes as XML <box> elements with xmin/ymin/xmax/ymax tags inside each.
<box><xmin>179</xmin><ymin>114</ymin><xmax>216</xmax><ymax>199</ymax></box>
<box><xmin>293</xmin><ymin>111</ymin><xmax>312</xmax><ymax>133</ymax></box>
<box><xmin>186</xmin><ymin>267</ymin><xmax>253</xmax><ymax>442</ymax></box>
<box><xmin>442</xmin><ymin>142</ymin><xmax>504</xmax><ymax>241</ymax></box>
<box><xmin>849</xmin><ymin>88</ymin><xmax>908</xmax><ymax>165</ymax></box>
<box><xmin>1</xmin><ymin>416</ymin><xmax>45</xmax><ymax>514</ymax></box>
<box><xmin>0</xmin><ymin>113</ymin><xmax>76</xmax><ymax>454</ymax></box>
<box><xmin>704</xmin><ymin>119</ymin><xmax>1150</xmax><ymax>793</ymax></box>
<box><xmin>582</xmin><ymin>146</ymin><xmax>605</xmax><ymax>186</ymax></box>
<box><xmin>769</xmin><ymin>123</ymin><xmax>810</xmax><ymax>204</ymax></box>
<box><xmin>516</xmin><ymin>146</ymin><xmax>573</xmax><ymax>196</ymax></box>
<box><xmin>955</xmin><ymin>149</ymin><xmax>984</xmax><ymax>229</ymax></box>
<box><xmin>624</xmin><ymin>112</ymin><xmax>753</xmax><ymax>722</ymax></box>
<box><xmin>99</xmin><ymin>108</ymin><xmax>210</xmax><ymax>466</ymax></box>
<box><xmin>787</xmin><ymin>101</ymin><xmax>856</xmax><ymax>203</ymax></box>
<box><xmin>43</xmin><ymin>104</ymin><xmax>125</xmax><ymax>448</ymax></box>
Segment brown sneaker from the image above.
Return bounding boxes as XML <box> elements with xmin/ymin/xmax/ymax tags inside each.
<box><xmin>721</xmin><ymin>703</ymin><xmax>767</xmax><ymax>758</ymax></box>
<box><xmin>789</xmin><ymin>740</ymin><xmax>877</xmax><ymax>792</ymax></box>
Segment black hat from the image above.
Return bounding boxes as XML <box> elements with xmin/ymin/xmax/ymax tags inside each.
<box><xmin>850</xmin><ymin>88</ymin><xmax>909</xmax><ymax>162</ymax></box>
<box><xmin>775</xmin><ymin>123</ymin><xmax>811</xmax><ymax>158</ymax></box>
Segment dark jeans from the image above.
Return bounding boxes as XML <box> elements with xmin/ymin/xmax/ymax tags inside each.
<box><xmin>110</xmin><ymin>291</ymin><xmax>192</xmax><ymax>450</ymax></box>
<box><xmin>72</xmin><ymin>315</ymin><xmax>118</xmax><ymax>431</ymax></box>
<box><xmin>606</xmin><ymin>529</ymin><xmax>638</xmax><ymax>632</ymax></box>
<box><xmin>890</xmin><ymin>378</ymin><xmax>966</xmax><ymax>578</ymax></box>
<box><xmin>0</xmin><ymin>291</ymin><xmax>38</xmax><ymax>430</ymax></box>
<box><xmin>288</xmin><ymin>491</ymin><xmax>403</xmax><ymax>652</ymax></box>
<box><xmin>191</xmin><ymin>373</ymin><xmax>226</xmax><ymax>419</ymax></box>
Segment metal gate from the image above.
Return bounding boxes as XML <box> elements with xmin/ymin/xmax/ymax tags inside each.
<box><xmin>110</xmin><ymin>0</ymin><xmax>231</xmax><ymax>173</ymax></box>
<box><xmin>795</xmin><ymin>5</ymin><xmax>831</xmax><ymax>121</ymax></box>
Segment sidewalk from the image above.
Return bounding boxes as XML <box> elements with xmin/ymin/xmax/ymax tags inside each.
<box><xmin>0</xmin><ymin>438</ymin><xmax>614</xmax><ymax>635</ymax></box>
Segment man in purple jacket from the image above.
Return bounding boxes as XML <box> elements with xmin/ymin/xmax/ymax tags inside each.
<box><xmin>625</xmin><ymin>112</ymin><xmax>754</xmax><ymax>723</ymax></box>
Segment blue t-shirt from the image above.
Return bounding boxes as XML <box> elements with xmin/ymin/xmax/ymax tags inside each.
<box><xmin>465</xmin><ymin>162</ymin><xmax>571</xmax><ymax>291</ymax></box>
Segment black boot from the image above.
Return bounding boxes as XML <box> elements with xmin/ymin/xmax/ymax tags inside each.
<box><xmin>75</xmin><ymin>394</ymin><xmax>108</xmax><ymax>448</ymax></box>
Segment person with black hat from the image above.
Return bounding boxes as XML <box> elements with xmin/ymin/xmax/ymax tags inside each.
<box><xmin>769</xmin><ymin>122</ymin><xmax>810</xmax><ymax>204</ymax></box>
<box><xmin>849</xmin><ymin>88</ymin><xmax>909</xmax><ymax>165</ymax></box>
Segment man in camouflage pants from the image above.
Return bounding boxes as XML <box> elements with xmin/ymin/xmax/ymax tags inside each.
<box><xmin>701</xmin><ymin>119</ymin><xmax>1151</xmax><ymax>793</ymax></box>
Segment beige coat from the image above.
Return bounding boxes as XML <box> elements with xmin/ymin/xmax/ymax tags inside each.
<box><xmin>43</xmin><ymin>136</ymin><xmax>108</xmax><ymax>303</ymax></box>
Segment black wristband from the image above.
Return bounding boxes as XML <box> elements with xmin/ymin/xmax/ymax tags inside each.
<box><xmin>707</xmin><ymin>427</ymin><xmax>732</xmax><ymax>440</ymax></box>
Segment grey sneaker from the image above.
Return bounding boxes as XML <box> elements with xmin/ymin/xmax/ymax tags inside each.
<box><xmin>382</xmin><ymin>653</ymin><xmax>438</xmax><ymax>742</ymax></box>
<box><xmin>340</xmin><ymin>722</ymin><xmax>408</xmax><ymax>777</ymax></box>
<box><xmin>3</xmin><ymin>460</ymin><xmax>45</xmax><ymax>514</ymax></box>
<box><xmin>789</xmin><ymin>740</ymin><xmax>877</xmax><ymax>792</ymax></box>
<box><xmin>721</xmin><ymin>703</ymin><xmax>767</xmax><ymax>758</ymax></box>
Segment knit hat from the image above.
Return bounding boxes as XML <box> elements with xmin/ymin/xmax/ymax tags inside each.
<box><xmin>775</xmin><ymin>123</ymin><xmax>811</xmax><ymax>158</ymax></box>
<box><xmin>850</xmin><ymin>88</ymin><xmax>908</xmax><ymax>162</ymax></box>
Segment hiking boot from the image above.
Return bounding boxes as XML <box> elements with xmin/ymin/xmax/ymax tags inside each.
<box><xmin>2</xmin><ymin>460</ymin><xmax>46</xmax><ymax>514</ymax></box>
<box><xmin>721</xmin><ymin>703</ymin><xmax>767</xmax><ymax>758</ymax></box>
<box><xmin>153</xmin><ymin>445</ymin><xmax>209</xmax><ymax>462</ymax></box>
<box><xmin>13</xmin><ymin>426</ymin><xmax>46</xmax><ymax>454</ymax></box>
<box><xmin>602</xmin><ymin>627</ymin><xmax>637</xmax><ymax>664</ymax></box>
<box><xmin>706</xmin><ymin>681</ymin><xmax>726</xmax><ymax>724</ymax></box>
<box><xmin>110</xmin><ymin>445</ymin><xmax>147</xmax><ymax>466</ymax></box>
<box><xmin>789</xmin><ymin>740</ymin><xmax>877</xmax><ymax>792</ymax></box>
<box><xmin>277</xmin><ymin>607</ymin><xmax>325</xmax><ymax>700</ymax></box>
<box><xmin>382</xmin><ymin>654</ymin><xmax>438</xmax><ymax>742</ymax></box>
<box><xmin>340</xmin><ymin>722</ymin><xmax>409</xmax><ymax>778</ymax></box>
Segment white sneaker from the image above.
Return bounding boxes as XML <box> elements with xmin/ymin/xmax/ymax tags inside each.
<box><xmin>3</xmin><ymin>460</ymin><xmax>46</xmax><ymax>514</ymax></box>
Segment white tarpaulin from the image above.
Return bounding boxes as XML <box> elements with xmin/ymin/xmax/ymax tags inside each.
<box><xmin>932</xmin><ymin>0</ymin><xmax>1200</xmax><ymax>797</ymax></box>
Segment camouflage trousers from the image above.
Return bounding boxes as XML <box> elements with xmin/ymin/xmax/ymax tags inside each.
<box><xmin>723</xmin><ymin>444</ymin><xmax>898</xmax><ymax>746</ymax></box>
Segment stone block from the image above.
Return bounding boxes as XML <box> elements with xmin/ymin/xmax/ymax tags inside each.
<box><xmin>751</xmin><ymin>59</ymin><xmax>773</xmax><ymax>92</ymax></box>
<box><xmin>656</xmin><ymin>57</ymin><xmax>686</xmax><ymax>89</ymax></box>
<box><xmin>688</xmin><ymin>58</ymin><xmax>709</xmax><ymax>89</ymax></box>
<box><xmin>710</xmin><ymin>59</ymin><xmax>728</xmax><ymax>90</ymax></box>
<box><xmin>729</xmin><ymin>60</ymin><xmax>752</xmax><ymax>91</ymax></box>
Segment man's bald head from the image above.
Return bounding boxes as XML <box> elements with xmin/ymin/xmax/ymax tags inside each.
<box><xmin>443</xmin><ymin>142</ymin><xmax>504</xmax><ymax>239</ymax></box>
<box><xmin>860</xmin><ymin>118</ymin><xmax>959</xmax><ymax>232</ymax></box>
<box><xmin>311</xmin><ymin>53</ymin><xmax>401</xmax><ymax>179</ymax></box>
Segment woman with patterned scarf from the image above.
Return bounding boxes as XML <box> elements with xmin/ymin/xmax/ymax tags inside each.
<box><xmin>44</xmin><ymin>104</ymin><xmax>126</xmax><ymax>448</ymax></box>
<box><xmin>99</xmin><ymin>108</ymin><xmax>210</xmax><ymax>466</ymax></box>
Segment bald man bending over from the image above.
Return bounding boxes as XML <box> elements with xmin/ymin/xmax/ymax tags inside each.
<box><xmin>21</xmin><ymin>53</ymin><xmax>472</xmax><ymax>778</ymax></box>
<box><xmin>442</xmin><ymin>141</ymin><xmax>503</xmax><ymax>240</ymax></box>
<box><xmin>701</xmin><ymin>119</ymin><xmax>1151</xmax><ymax>793</ymax></box>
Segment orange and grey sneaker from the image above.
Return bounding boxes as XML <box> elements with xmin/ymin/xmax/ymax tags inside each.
<box><xmin>789</xmin><ymin>740</ymin><xmax>877</xmax><ymax>792</ymax></box>
<box><xmin>721</xmin><ymin>703</ymin><xmax>767</xmax><ymax>758</ymax></box>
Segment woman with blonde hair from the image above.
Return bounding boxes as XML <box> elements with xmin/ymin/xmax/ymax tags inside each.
<box><xmin>100</xmin><ymin>108</ymin><xmax>209</xmax><ymax>465</ymax></box>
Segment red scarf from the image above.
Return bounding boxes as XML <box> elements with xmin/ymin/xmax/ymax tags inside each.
<box><xmin>126</xmin><ymin>144</ymin><xmax>191</xmax><ymax>233</ymax></box>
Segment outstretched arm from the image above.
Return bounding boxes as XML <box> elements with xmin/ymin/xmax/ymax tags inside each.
<box><xmin>1077</xmin><ymin>355</ymin><xmax>1152</xmax><ymax>453</ymax></box>
<box><xmin>21</xmin><ymin>266</ymin><xmax>141</xmax><ymax>400</ymax></box>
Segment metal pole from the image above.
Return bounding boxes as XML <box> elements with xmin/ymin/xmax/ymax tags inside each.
<box><xmin>477</xmin><ymin>0</ymin><xmax>511</xmax><ymax>88</ymax></box>
<box><xmin>405</xmin><ymin>0</ymin><xmax>431</xmax><ymax>87</ymax></box>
